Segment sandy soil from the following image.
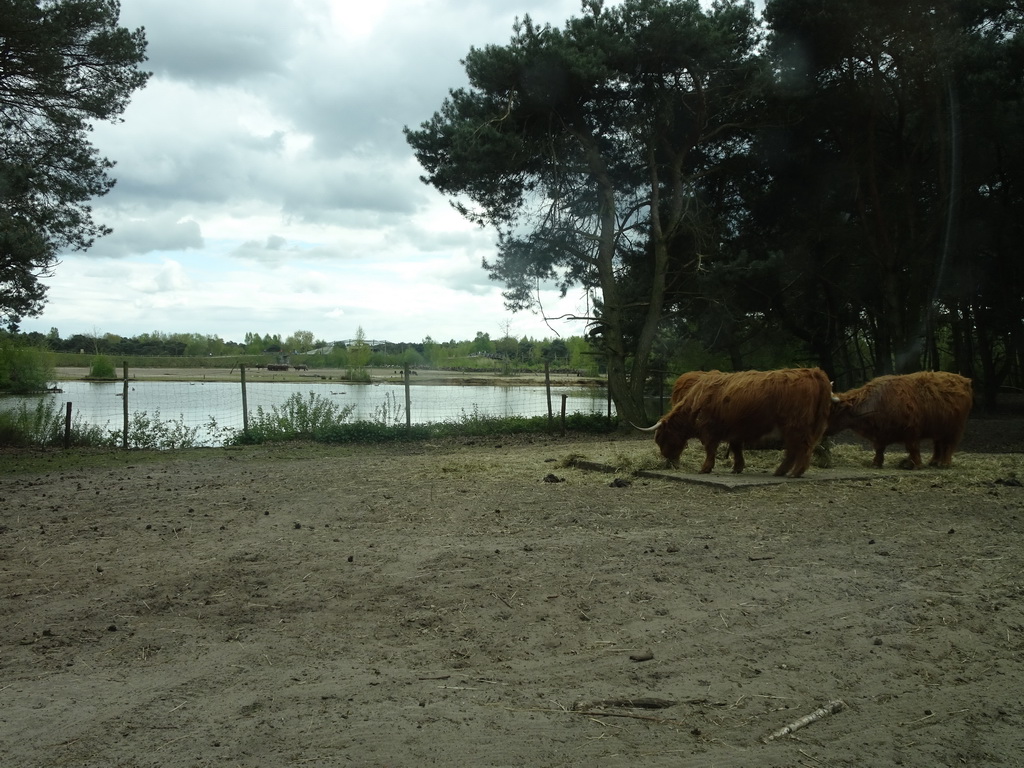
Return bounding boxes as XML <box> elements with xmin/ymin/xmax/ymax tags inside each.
<box><xmin>2</xmin><ymin>420</ymin><xmax>1023</xmax><ymax>767</ymax></box>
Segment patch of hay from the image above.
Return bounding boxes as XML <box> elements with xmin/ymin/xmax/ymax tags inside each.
<box><xmin>561</xmin><ymin>435</ymin><xmax>1024</xmax><ymax>487</ymax></box>
<box><xmin>556</xmin><ymin>452</ymin><xmax>588</xmax><ymax>469</ymax></box>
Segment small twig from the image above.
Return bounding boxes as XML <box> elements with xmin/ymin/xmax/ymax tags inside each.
<box><xmin>900</xmin><ymin>708</ymin><xmax>969</xmax><ymax>727</ymax></box>
<box><xmin>492</xmin><ymin>592</ymin><xmax>513</xmax><ymax>609</ymax></box>
<box><xmin>575</xmin><ymin>697</ymin><xmax>677</xmax><ymax>711</ymax></box>
<box><xmin>463</xmin><ymin>677</ymin><xmax>505</xmax><ymax>685</ymax></box>
<box><xmin>573</xmin><ymin>710</ymin><xmax>688</xmax><ymax>725</ymax></box>
<box><xmin>799</xmin><ymin>748</ymin><xmax>822</xmax><ymax>765</ymax></box>
<box><xmin>763</xmin><ymin>699</ymin><xmax>846</xmax><ymax>743</ymax></box>
<box><xmin>902</xmin><ymin>711</ymin><xmax>936</xmax><ymax>726</ymax></box>
<box><xmin>490</xmin><ymin>703</ymin><xmax>687</xmax><ymax>726</ymax></box>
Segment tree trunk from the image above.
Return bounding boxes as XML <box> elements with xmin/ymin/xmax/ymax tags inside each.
<box><xmin>580</xmin><ymin>133</ymin><xmax>668</xmax><ymax>427</ymax></box>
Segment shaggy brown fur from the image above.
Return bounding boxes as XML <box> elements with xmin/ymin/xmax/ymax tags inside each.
<box><xmin>650</xmin><ymin>368</ymin><xmax>835</xmax><ymax>478</ymax></box>
<box><xmin>828</xmin><ymin>371</ymin><xmax>974</xmax><ymax>468</ymax></box>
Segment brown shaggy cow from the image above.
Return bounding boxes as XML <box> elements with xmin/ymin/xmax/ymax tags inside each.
<box><xmin>638</xmin><ymin>368</ymin><xmax>836</xmax><ymax>478</ymax></box>
<box><xmin>668</xmin><ymin>370</ymin><xmax>720</xmax><ymax>405</ymax></box>
<box><xmin>828</xmin><ymin>371</ymin><xmax>973</xmax><ymax>468</ymax></box>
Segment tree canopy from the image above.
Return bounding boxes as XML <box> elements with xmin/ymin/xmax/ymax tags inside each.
<box><xmin>409</xmin><ymin>0</ymin><xmax>1024</xmax><ymax>417</ymax></box>
<box><xmin>0</xmin><ymin>0</ymin><xmax>148</xmax><ymax>329</ymax></box>
<box><xmin>407</xmin><ymin>0</ymin><xmax>764</xmax><ymax>423</ymax></box>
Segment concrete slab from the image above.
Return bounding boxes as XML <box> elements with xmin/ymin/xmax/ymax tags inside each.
<box><xmin>570</xmin><ymin>459</ymin><xmax>890</xmax><ymax>491</ymax></box>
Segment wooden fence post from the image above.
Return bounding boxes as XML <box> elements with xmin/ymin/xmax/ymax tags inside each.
<box><xmin>122</xmin><ymin>361</ymin><xmax>129</xmax><ymax>450</ymax></box>
<box><xmin>240</xmin><ymin>364</ymin><xmax>249</xmax><ymax>438</ymax></box>
<box><xmin>403</xmin><ymin>363</ymin><xmax>412</xmax><ymax>430</ymax></box>
<box><xmin>545</xmin><ymin>361</ymin><xmax>553</xmax><ymax>430</ymax></box>
<box><xmin>64</xmin><ymin>402</ymin><xmax>72</xmax><ymax>449</ymax></box>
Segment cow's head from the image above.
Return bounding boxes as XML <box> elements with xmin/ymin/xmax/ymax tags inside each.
<box><xmin>633</xmin><ymin>405</ymin><xmax>695</xmax><ymax>467</ymax></box>
<box><xmin>826</xmin><ymin>393</ymin><xmax>859</xmax><ymax>436</ymax></box>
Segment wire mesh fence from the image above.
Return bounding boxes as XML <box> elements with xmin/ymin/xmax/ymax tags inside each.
<box><xmin>13</xmin><ymin>364</ymin><xmax>614</xmax><ymax>448</ymax></box>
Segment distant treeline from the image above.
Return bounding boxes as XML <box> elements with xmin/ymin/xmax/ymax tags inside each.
<box><xmin>12</xmin><ymin>329</ymin><xmax>605</xmax><ymax>374</ymax></box>
<box><xmin>6</xmin><ymin>327</ymin><xmax>848</xmax><ymax>385</ymax></box>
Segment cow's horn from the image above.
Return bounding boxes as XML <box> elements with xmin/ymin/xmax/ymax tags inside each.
<box><xmin>631</xmin><ymin>419</ymin><xmax>664</xmax><ymax>432</ymax></box>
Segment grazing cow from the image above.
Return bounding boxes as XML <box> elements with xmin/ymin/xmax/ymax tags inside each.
<box><xmin>668</xmin><ymin>370</ymin><xmax>721</xmax><ymax>406</ymax></box>
<box><xmin>828</xmin><ymin>371</ymin><xmax>973</xmax><ymax>468</ymax></box>
<box><xmin>637</xmin><ymin>368</ymin><xmax>837</xmax><ymax>478</ymax></box>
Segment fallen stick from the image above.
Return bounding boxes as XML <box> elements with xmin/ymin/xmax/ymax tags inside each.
<box><xmin>573</xmin><ymin>710</ymin><xmax>687</xmax><ymax>726</ymax></box>
<box><xmin>573</xmin><ymin>697</ymin><xmax>677</xmax><ymax>711</ymax></box>
<box><xmin>762</xmin><ymin>699</ymin><xmax>846</xmax><ymax>743</ymax></box>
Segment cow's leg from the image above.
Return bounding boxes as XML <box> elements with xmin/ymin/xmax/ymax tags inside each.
<box><xmin>905</xmin><ymin>442</ymin><xmax>923</xmax><ymax>468</ymax></box>
<box><xmin>871</xmin><ymin>442</ymin><xmax>887</xmax><ymax>468</ymax></box>
<box><xmin>936</xmin><ymin>424</ymin><xmax>965</xmax><ymax>467</ymax></box>
<box><xmin>929</xmin><ymin>440</ymin><xmax>952</xmax><ymax>468</ymax></box>
<box><xmin>776</xmin><ymin>434</ymin><xmax>812</xmax><ymax>477</ymax></box>
<box><xmin>730</xmin><ymin>442</ymin><xmax>745</xmax><ymax>474</ymax></box>
<box><xmin>775</xmin><ymin>443</ymin><xmax>796</xmax><ymax>476</ymax></box>
<box><xmin>787</xmin><ymin>450</ymin><xmax>813</xmax><ymax>478</ymax></box>
<box><xmin>941</xmin><ymin>442</ymin><xmax>956</xmax><ymax>467</ymax></box>
<box><xmin>780</xmin><ymin>447</ymin><xmax>812</xmax><ymax>477</ymax></box>
<box><xmin>699</xmin><ymin>441</ymin><xmax>719</xmax><ymax>473</ymax></box>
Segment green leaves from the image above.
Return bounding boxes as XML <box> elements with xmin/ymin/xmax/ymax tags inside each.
<box><xmin>0</xmin><ymin>0</ymin><xmax>149</xmax><ymax>329</ymax></box>
<box><xmin>405</xmin><ymin>0</ymin><xmax>763</xmax><ymax>424</ymax></box>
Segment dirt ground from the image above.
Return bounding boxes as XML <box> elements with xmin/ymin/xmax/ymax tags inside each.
<box><xmin>2</xmin><ymin>416</ymin><xmax>1023</xmax><ymax>767</ymax></box>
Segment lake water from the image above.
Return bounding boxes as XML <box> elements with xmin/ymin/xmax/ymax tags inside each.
<box><xmin>4</xmin><ymin>380</ymin><xmax>613</xmax><ymax>446</ymax></box>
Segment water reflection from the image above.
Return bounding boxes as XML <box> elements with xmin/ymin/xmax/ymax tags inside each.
<box><xmin>3</xmin><ymin>380</ymin><xmax>611</xmax><ymax>446</ymax></box>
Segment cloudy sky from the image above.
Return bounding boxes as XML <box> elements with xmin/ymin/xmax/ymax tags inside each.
<box><xmin>22</xmin><ymin>0</ymin><xmax>601</xmax><ymax>345</ymax></box>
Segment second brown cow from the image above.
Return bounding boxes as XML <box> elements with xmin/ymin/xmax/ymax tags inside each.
<box><xmin>828</xmin><ymin>371</ymin><xmax>973</xmax><ymax>468</ymax></box>
<box><xmin>638</xmin><ymin>368</ymin><xmax>836</xmax><ymax>478</ymax></box>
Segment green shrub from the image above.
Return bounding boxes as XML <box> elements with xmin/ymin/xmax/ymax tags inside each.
<box><xmin>0</xmin><ymin>342</ymin><xmax>55</xmax><ymax>393</ymax></box>
<box><xmin>0</xmin><ymin>399</ymin><xmax>210</xmax><ymax>450</ymax></box>
<box><xmin>0</xmin><ymin>399</ymin><xmax>112</xmax><ymax>448</ymax></box>
<box><xmin>228</xmin><ymin>391</ymin><xmax>357</xmax><ymax>444</ymax></box>
<box><xmin>88</xmin><ymin>355</ymin><xmax>117</xmax><ymax>379</ymax></box>
<box><xmin>120</xmin><ymin>410</ymin><xmax>201</xmax><ymax>449</ymax></box>
<box><xmin>221</xmin><ymin>390</ymin><xmax>615</xmax><ymax>447</ymax></box>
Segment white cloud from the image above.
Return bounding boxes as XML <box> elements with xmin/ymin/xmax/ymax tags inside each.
<box><xmin>24</xmin><ymin>0</ymin><xmax>598</xmax><ymax>344</ymax></box>
<box><xmin>129</xmin><ymin>259</ymin><xmax>193</xmax><ymax>294</ymax></box>
<box><xmin>89</xmin><ymin>215</ymin><xmax>203</xmax><ymax>258</ymax></box>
